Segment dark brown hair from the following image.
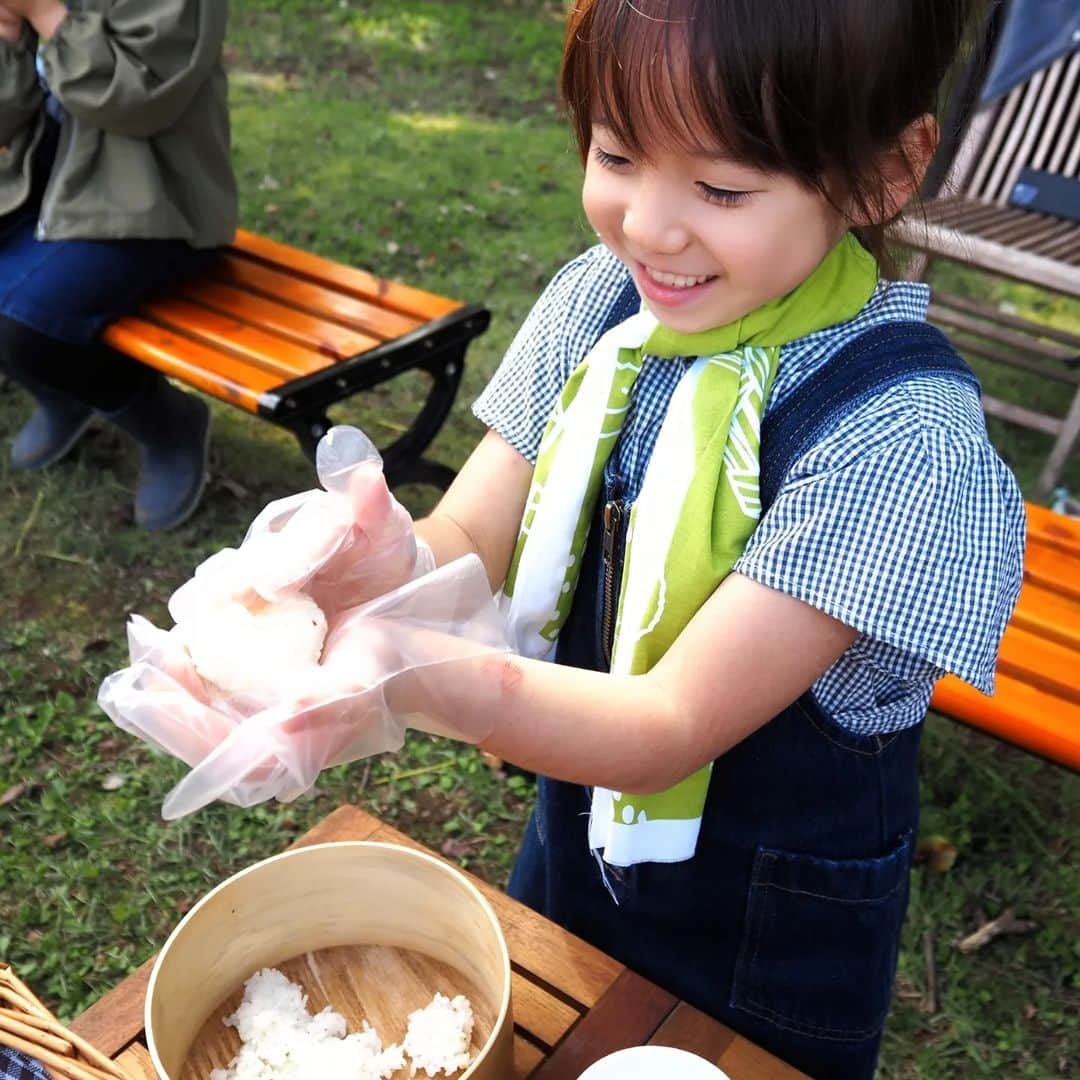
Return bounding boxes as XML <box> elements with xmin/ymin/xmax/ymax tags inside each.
<box><xmin>560</xmin><ymin>0</ymin><xmax>987</xmax><ymax>269</ymax></box>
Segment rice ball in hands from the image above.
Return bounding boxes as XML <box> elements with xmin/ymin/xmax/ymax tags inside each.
<box><xmin>177</xmin><ymin>592</ymin><xmax>328</xmax><ymax>703</ymax></box>
<box><xmin>167</xmin><ymin>544</ymin><xmax>332</xmax><ymax>705</ymax></box>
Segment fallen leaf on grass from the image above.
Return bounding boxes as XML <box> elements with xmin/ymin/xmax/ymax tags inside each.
<box><xmin>0</xmin><ymin>783</ymin><xmax>28</xmax><ymax>807</ymax></box>
<box><xmin>440</xmin><ymin>838</ymin><xmax>481</xmax><ymax>860</ymax></box>
<box><xmin>956</xmin><ymin>908</ymin><xmax>1037</xmax><ymax>953</ymax></box>
<box><xmin>41</xmin><ymin>832</ymin><xmax>67</xmax><ymax>849</ymax></box>
<box><xmin>479</xmin><ymin>751</ymin><xmax>504</xmax><ymax>774</ymax></box>
<box><xmin>915</xmin><ymin>835</ymin><xmax>958</xmax><ymax>872</ymax></box>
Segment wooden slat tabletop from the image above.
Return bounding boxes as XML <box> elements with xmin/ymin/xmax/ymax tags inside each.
<box><xmin>69</xmin><ymin>804</ymin><xmax>807</xmax><ymax>1078</ymax></box>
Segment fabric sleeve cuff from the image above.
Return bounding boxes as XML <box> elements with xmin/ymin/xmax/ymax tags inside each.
<box><xmin>471</xmin><ymin>398</ymin><xmax>540</xmax><ymax>465</ymax></box>
<box><xmin>732</xmin><ymin>558</ymin><xmax>997</xmax><ymax>694</ymax></box>
<box><xmin>40</xmin><ymin>9</ymin><xmax>109</xmax><ymax>73</ymax></box>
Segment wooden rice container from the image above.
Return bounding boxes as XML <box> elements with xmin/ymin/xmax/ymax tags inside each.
<box><xmin>145</xmin><ymin>841</ymin><xmax>512</xmax><ymax>1080</ymax></box>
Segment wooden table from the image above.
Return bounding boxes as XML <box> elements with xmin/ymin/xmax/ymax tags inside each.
<box><xmin>69</xmin><ymin>805</ymin><xmax>807</xmax><ymax>1079</ymax></box>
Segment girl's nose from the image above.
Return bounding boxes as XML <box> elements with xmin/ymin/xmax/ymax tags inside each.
<box><xmin>622</xmin><ymin>180</ymin><xmax>689</xmax><ymax>255</ymax></box>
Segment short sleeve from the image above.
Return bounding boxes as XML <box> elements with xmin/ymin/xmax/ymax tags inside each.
<box><xmin>473</xmin><ymin>244</ymin><xmax>632</xmax><ymax>463</ymax></box>
<box><xmin>734</xmin><ymin>379</ymin><xmax>1026</xmax><ymax>692</ymax></box>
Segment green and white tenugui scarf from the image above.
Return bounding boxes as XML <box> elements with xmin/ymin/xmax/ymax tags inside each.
<box><xmin>500</xmin><ymin>234</ymin><xmax>878</xmax><ymax>867</ymax></box>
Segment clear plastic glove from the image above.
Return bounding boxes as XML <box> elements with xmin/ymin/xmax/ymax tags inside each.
<box><xmin>239</xmin><ymin>426</ymin><xmax>435</xmax><ymax>615</ymax></box>
<box><xmin>167</xmin><ymin>426</ymin><xmax>432</xmax><ymax>629</ymax></box>
<box><xmin>97</xmin><ymin>555</ymin><xmax>508</xmax><ymax>819</ymax></box>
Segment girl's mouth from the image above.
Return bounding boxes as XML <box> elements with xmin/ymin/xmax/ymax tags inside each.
<box><xmin>636</xmin><ymin>262</ymin><xmax>718</xmax><ymax>306</ymax></box>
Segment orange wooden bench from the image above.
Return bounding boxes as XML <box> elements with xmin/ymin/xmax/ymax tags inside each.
<box><xmin>101</xmin><ymin>230</ymin><xmax>490</xmax><ymax>488</ymax></box>
<box><xmin>930</xmin><ymin>502</ymin><xmax>1080</xmax><ymax>770</ymax></box>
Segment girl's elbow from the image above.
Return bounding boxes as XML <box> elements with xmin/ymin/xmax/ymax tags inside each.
<box><xmin>612</xmin><ymin>765</ymin><xmax>684</xmax><ymax>796</ymax></box>
<box><xmin>613</xmin><ymin>683</ymin><xmax>702</xmax><ymax>793</ymax></box>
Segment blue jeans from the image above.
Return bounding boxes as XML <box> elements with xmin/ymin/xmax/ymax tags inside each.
<box><xmin>508</xmin><ymin>473</ymin><xmax>920</xmax><ymax>1080</ymax></box>
<box><xmin>0</xmin><ymin>117</ymin><xmax>217</xmax><ymax>414</ymax></box>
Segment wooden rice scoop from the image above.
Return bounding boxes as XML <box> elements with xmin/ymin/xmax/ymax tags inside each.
<box><xmin>0</xmin><ymin>963</ymin><xmax>131</xmax><ymax>1080</ymax></box>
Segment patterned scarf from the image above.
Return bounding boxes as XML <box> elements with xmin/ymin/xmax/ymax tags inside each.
<box><xmin>501</xmin><ymin>233</ymin><xmax>878</xmax><ymax>866</ymax></box>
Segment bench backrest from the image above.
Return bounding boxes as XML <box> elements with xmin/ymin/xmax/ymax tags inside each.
<box><xmin>945</xmin><ymin>46</ymin><xmax>1079</xmax><ymax>205</ymax></box>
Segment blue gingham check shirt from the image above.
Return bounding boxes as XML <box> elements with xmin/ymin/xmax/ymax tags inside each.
<box><xmin>474</xmin><ymin>244</ymin><xmax>1026</xmax><ymax>735</ymax></box>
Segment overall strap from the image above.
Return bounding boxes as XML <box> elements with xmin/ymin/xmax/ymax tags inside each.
<box><xmin>759</xmin><ymin>321</ymin><xmax>979</xmax><ymax>511</ymax></box>
<box><xmin>599</xmin><ymin>274</ymin><xmax>643</xmax><ymax>336</ymax></box>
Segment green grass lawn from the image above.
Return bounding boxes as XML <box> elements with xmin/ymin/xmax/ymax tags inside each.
<box><xmin>1</xmin><ymin>2</ymin><xmax>1077</xmax><ymax>1076</ymax></box>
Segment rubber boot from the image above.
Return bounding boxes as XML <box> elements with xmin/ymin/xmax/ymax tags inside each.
<box><xmin>10</xmin><ymin>386</ymin><xmax>94</xmax><ymax>471</ymax></box>
<box><xmin>104</xmin><ymin>376</ymin><xmax>211</xmax><ymax>531</ymax></box>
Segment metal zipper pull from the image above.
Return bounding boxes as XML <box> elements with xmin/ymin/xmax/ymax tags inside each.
<box><xmin>601</xmin><ymin>499</ymin><xmax>623</xmax><ymax>668</ymax></box>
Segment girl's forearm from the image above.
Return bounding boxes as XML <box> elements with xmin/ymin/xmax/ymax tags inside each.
<box><xmin>415</xmin><ymin>514</ymin><xmax>493</xmax><ymax>581</ymax></box>
<box><xmin>379</xmin><ymin>573</ymin><xmax>856</xmax><ymax>792</ymax></box>
<box><xmin>388</xmin><ymin>652</ymin><xmax>704</xmax><ymax>793</ymax></box>
<box><xmin>413</xmin><ymin>428</ymin><xmax>533</xmax><ymax>591</ymax></box>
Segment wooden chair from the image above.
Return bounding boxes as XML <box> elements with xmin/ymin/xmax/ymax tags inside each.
<box><xmin>102</xmin><ymin>230</ymin><xmax>490</xmax><ymax>489</ymax></box>
<box><xmin>929</xmin><ymin>501</ymin><xmax>1080</xmax><ymax>771</ymax></box>
<box><xmin>890</xmin><ymin>44</ymin><xmax>1080</xmax><ymax>498</ymax></box>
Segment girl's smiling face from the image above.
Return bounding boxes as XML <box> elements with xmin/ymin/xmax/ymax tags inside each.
<box><xmin>583</xmin><ymin>123</ymin><xmax>850</xmax><ymax>333</ymax></box>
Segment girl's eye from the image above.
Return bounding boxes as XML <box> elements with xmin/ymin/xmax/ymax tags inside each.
<box><xmin>593</xmin><ymin>146</ymin><xmax>631</xmax><ymax>170</ymax></box>
<box><xmin>697</xmin><ymin>183</ymin><xmax>751</xmax><ymax>207</ymax></box>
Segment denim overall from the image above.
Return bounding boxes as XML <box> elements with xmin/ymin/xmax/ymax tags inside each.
<box><xmin>507</xmin><ymin>314</ymin><xmax>979</xmax><ymax>1079</ymax></box>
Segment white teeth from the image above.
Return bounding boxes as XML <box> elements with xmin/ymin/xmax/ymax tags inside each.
<box><xmin>644</xmin><ymin>266</ymin><xmax>712</xmax><ymax>289</ymax></box>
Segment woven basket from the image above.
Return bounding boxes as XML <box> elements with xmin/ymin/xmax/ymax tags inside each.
<box><xmin>0</xmin><ymin>963</ymin><xmax>131</xmax><ymax>1080</ymax></box>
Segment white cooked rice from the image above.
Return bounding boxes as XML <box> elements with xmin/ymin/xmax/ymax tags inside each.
<box><xmin>208</xmin><ymin>968</ymin><xmax>474</xmax><ymax>1080</ymax></box>
<box><xmin>402</xmin><ymin>992</ymin><xmax>475</xmax><ymax>1077</ymax></box>
<box><xmin>209</xmin><ymin>968</ymin><xmax>405</xmax><ymax>1080</ymax></box>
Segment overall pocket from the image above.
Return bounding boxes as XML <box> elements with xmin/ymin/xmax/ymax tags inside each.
<box><xmin>730</xmin><ymin>831</ymin><xmax>912</xmax><ymax>1041</ymax></box>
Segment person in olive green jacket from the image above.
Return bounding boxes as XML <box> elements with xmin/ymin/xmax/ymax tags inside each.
<box><xmin>0</xmin><ymin>0</ymin><xmax>237</xmax><ymax>531</ymax></box>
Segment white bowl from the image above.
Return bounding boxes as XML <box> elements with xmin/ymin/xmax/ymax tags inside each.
<box><xmin>578</xmin><ymin>1045</ymin><xmax>731</xmax><ymax>1079</ymax></box>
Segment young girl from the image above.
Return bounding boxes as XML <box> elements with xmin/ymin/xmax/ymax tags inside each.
<box><xmin>156</xmin><ymin>1</ymin><xmax>1026</xmax><ymax>1076</ymax></box>
<box><xmin>0</xmin><ymin>0</ymin><xmax>235</xmax><ymax>530</ymax></box>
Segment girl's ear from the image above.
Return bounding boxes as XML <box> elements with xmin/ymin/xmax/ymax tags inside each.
<box><xmin>849</xmin><ymin>114</ymin><xmax>940</xmax><ymax>226</ymax></box>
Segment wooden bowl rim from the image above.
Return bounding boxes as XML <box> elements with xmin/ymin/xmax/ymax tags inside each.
<box><xmin>144</xmin><ymin>840</ymin><xmax>512</xmax><ymax>1079</ymax></box>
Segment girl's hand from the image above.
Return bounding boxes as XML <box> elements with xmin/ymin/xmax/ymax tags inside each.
<box><xmin>0</xmin><ymin>7</ymin><xmax>23</xmax><ymax>43</ymax></box>
<box><xmin>305</xmin><ymin>462</ymin><xmax>433</xmax><ymax>614</ymax></box>
<box><xmin>242</xmin><ymin>455</ymin><xmax>431</xmax><ymax>616</ymax></box>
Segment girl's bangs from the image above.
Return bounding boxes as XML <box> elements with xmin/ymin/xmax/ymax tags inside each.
<box><xmin>563</xmin><ymin>0</ymin><xmax>785</xmax><ymax>170</ymax></box>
